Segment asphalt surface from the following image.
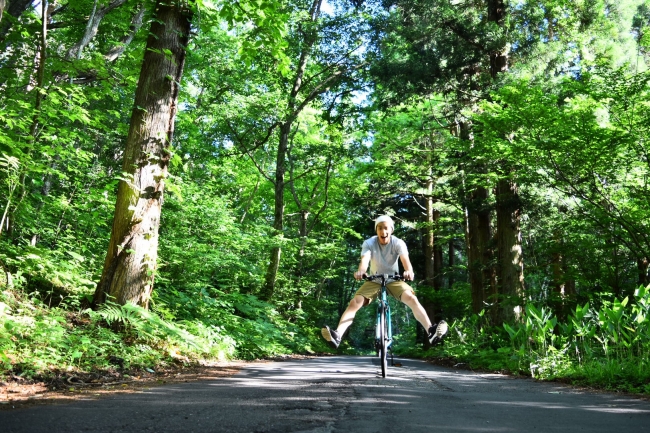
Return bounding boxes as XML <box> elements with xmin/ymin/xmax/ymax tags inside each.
<box><xmin>2</xmin><ymin>356</ymin><xmax>650</xmax><ymax>432</ymax></box>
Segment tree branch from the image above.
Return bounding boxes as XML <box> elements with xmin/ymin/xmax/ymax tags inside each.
<box><xmin>66</xmin><ymin>0</ymin><xmax>129</xmax><ymax>60</ymax></box>
<box><xmin>226</xmin><ymin>120</ymin><xmax>281</xmax><ymax>184</ymax></box>
<box><xmin>307</xmin><ymin>158</ymin><xmax>333</xmax><ymax>235</ymax></box>
<box><xmin>442</xmin><ymin>19</ymin><xmax>487</xmax><ymax>53</ymax></box>
<box><xmin>105</xmin><ymin>4</ymin><xmax>146</xmax><ymax>62</ymax></box>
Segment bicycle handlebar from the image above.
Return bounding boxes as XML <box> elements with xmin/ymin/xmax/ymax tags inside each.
<box><xmin>363</xmin><ymin>273</ymin><xmax>404</xmax><ymax>282</ymax></box>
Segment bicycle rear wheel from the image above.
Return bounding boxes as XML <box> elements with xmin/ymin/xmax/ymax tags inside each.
<box><xmin>379</xmin><ymin>302</ymin><xmax>387</xmax><ymax>378</ymax></box>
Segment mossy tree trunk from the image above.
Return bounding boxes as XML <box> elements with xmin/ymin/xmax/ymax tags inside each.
<box><xmin>495</xmin><ymin>177</ymin><xmax>524</xmax><ymax>322</ymax></box>
<box><xmin>93</xmin><ymin>0</ymin><xmax>192</xmax><ymax>308</ymax></box>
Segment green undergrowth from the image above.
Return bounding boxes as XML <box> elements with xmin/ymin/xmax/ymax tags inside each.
<box><xmin>396</xmin><ymin>286</ymin><xmax>650</xmax><ymax>395</ymax></box>
<box><xmin>5</xmin><ymin>274</ymin><xmax>650</xmax><ymax>397</ymax></box>
<box><xmin>0</xmin><ymin>286</ymin><xmax>327</xmax><ymax>380</ymax></box>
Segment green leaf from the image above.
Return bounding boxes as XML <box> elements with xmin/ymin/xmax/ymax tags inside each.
<box><xmin>66</xmin><ymin>251</ymin><xmax>85</xmax><ymax>262</ymax></box>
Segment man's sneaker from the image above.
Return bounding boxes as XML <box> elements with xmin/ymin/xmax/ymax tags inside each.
<box><xmin>321</xmin><ymin>325</ymin><xmax>341</xmax><ymax>349</ymax></box>
<box><xmin>428</xmin><ymin>320</ymin><xmax>448</xmax><ymax>345</ymax></box>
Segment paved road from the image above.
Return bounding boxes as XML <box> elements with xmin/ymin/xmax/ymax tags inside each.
<box><xmin>2</xmin><ymin>356</ymin><xmax>650</xmax><ymax>432</ymax></box>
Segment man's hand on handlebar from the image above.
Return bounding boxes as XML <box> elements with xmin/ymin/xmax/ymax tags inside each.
<box><xmin>402</xmin><ymin>270</ymin><xmax>414</xmax><ymax>281</ymax></box>
<box><xmin>357</xmin><ymin>273</ymin><xmax>411</xmax><ymax>282</ymax></box>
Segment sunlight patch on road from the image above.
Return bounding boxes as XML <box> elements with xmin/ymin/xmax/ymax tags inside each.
<box><xmin>476</xmin><ymin>400</ymin><xmax>650</xmax><ymax>414</ymax></box>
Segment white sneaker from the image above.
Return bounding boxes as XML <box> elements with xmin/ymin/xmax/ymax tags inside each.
<box><xmin>321</xmin><ymin>325</ymin><xmax>341</xmax><ymax>349</ymax></box>
<box><xmin>428</xmin><ymin>320</ymin><xmax>448</xmax><ymax>345</ymax></box>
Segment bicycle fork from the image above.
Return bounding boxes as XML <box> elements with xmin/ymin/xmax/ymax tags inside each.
<box><xmin>376</xmin><ymin>295</ymin><xmax>393</xmax><ymax>353</ymax></box>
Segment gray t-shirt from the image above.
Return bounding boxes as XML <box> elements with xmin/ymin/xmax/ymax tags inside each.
<box><xmin>361</xmin><ymin>235</ymin><xmax>408</xmax><ymax>275</ymax></box>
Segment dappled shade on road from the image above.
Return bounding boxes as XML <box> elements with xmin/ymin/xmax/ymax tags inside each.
<box><xmin>2</xmin><ymin>356</ymin><xmax>649</xmax><ymax>432</ymax></box>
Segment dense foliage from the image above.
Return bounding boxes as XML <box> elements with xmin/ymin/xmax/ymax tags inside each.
<box><xmin>0</xmin><ymin>0</ymin><xmax>649</xmax><ymax>394</ymax></box>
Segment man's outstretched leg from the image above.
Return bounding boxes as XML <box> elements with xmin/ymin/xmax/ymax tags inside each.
<box><xmin>322</xmin><ymin>295</ymin><xmax>367</xmax><ymax>349</ymax></box>
<box><xmin>400</xmin><ymin>291</ymin><xmax>448</xmax><ymax>345</ymax></box>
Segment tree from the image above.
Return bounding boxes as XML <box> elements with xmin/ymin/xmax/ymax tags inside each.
<box><xmin>89</xmin><ymin>0</ymin><xmax>293</xmax><ymax>308</ymax></box>
<box><xmin>476</xmin><ymin>68</ymin><xmax>650</xmax><ymax>298</ymax></box>
<box><xmin>369</xmin><ymin>0</ymin><xmax>511</xmax><ymax>318</ymax></box>
<box><xmin>217</xmin><ymin>0</ymin><xmax>367</xmax><ymax>300</ymax></box>
<box><xmin>488</xmin><ymin>0</ymin><xmax>525</xmax><ymax>322</ymax></box>
<box><xmin>92</xmin><ymin>0</ymin><xmax>193</xmax><ymax>307</ymax></box>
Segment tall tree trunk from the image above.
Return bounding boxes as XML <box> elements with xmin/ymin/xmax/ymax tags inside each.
<box><xmin>422</xmin><ymin>185</ymin><xmax>442</xmax><ymax>340</ymax></box>
<box><xmin>260</xmin><ymin>0</ymin><xmax>332</xmax><ymax>300</ymax></box>
<box><xmin>93</xmin><ymin>0</ymin><xmax>192</xmax><ymax>308</ymax></box>
<box><xmin>466</xmin><ymin>184</ymin><xmax>495</xmax><ymax>315</ymax></box>
<box><xmin>448</xmin><ymin>238</ymin><xmax>455</xmax><ymax>289</ymax></box>
<box><xmin>459</xmin><ymin>120</ymin><xmax>495</xmax><ymax>315</ymax></box>
<box><xmin>292</xmin><ymin>209</ymin><xmax>310</xmax><ymax>312</ymax></box>
<box><xmin>495</xmin><ymin>177</ymin><xmax>524</xmax><ymax>322</ymax></box>
<box><xmin>261</xmin><ymin>122</ymin><xmax>290</xmax><ymax>301</ymax></box>
<box><xmin>487</xmin><ymin>0</ymin><xmax>507</xmax><ymax>77</ymax></box>
<box><xmin>488</xmin><ymin>0</ymin><xmax>524</xmax><ymax>322</ymax></box>
<box><xmin>423</xmin><ymin>178</ymin><xmax>435</xmax><ymax>286</ymax></box>
<box><xmin>434</xmin><ymin>233</ymin><xmax>443</xmax><ymax>290</ymax></box>
<box><xmin>423</xmin><ymin>150</ymin><xmax>443</xmax><ymax>289</ymax></box>
<box><xmin>638</xmin><ymin>257</ymin><xmax>649</xmax><ymax>287</ymax></box>
<box><xmin>551</xmin><ymin>230</ymin><xmax>576</xmax><ymax>321</ymax></box>
<box><xmin>551</xmin><ymin>231</ymin><xmax>564</xmax><ymax>295</ymax></box>
<box><xmin>298</xmin><ymin>209</ymin><xmax>309</xmax><ymax>260</ymax></box>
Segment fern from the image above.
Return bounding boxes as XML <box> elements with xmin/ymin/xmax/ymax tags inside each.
<box><xmin>93</xmin><ymin>301</ymin><xmax>209</xmax><ymax>352</ymax></box>
<box><xmin>95</xmin><ymin>302</ymin><xmax>141</xmax><ymax>326</ymax></box>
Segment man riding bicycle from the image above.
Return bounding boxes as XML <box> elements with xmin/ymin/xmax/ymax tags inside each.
<box><xmin>321</xmin><ymin>215</ymin><xmax>447</xmax><ymax>349</ymax></box>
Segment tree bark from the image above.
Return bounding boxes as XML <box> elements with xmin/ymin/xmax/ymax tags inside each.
<box><xmin>422</xmin><ymin>185</ymin><xmax>443</xmax><ymax>339</ymax></box>
<box><xmin>488</xmin><ymin>0</ymin><xmax>524</xmax><ymax>323</ymax></box>
<box><xmin>495</xmin><ymin>177</ymin><xmax>524</xmax><ymax>322</ymax></box>
<box><xmin>487</xmin><ymin>0</ymin><xmax>507</xmax><ymax>78</ymax></box>
<box><xmin>458</xmin><ymin>119</ymin><xmax>495</xmax><ymax>315</ymax></box>
<box><xmin>550</xmin><ymin>230</ymin><xmax>575</xmax><ymax>321</ymax></box>
<box><xmin>298</xmin><ymin>209</ymin><xmax>309</xmax><ymax>256</ymax></box>
<box><xmin>448</xmin><ymin>238</ymin><xmax>455</xmax><ymax>289</ymax></box>
<box><xmin>466</xmin><ymin>184</ymin><xmax>494</xmax><ymax>315</ymax></box>
<box><xmin>93</xmin><ymin>0</ymin><xmax>192</xmax><ymax>308</ymax></box>
<box><xmin>261</xmin><ymin>122</ymin><xmax>291</xmax><ymax>300</ymax></box>
<box><xmin>423</xmin><ymin>178</ymin><xmax>435</xmax><ymax>286</ymax></box>
<box><xmin>638</xmin><ymin>258</ymin><xmax>649</xmax><ymax>287</ymax></box>
<box><xmin>551</xmin><ymin>234</ymin><xmax>564</xmax><ymax>296</ymax></box>
<box><xmin>434</xmin><ymin>232</ymin><xmax>444</xmax><ymax>290</ymax></box>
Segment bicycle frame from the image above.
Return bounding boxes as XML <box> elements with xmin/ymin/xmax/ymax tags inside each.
<box><xmin>376</xmin><ymin>279</ymin><xmax>392</xmax><ymax>353</ymax></box>
<box><xmin>366</xmin><ymin>273</ymin><xmax>400</xmax><ymax>378</ymax></box>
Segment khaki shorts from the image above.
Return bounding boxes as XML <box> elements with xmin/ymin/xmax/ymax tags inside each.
<box><xmin>355</xmin><ymin>280</ymin><xmax>414</xmax><ymax>302</ymax></box>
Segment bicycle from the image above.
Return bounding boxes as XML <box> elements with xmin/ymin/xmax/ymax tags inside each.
<box><xmin>364</xmin><ymin>273</ymin><xmax>403</xmax><ymax>378</ymax></box>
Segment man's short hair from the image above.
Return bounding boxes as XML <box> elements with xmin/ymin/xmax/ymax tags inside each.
<box><xmin>374</xmin><ymin>215</ymin><xmax>395</xmax><ymax>231</ymax></box>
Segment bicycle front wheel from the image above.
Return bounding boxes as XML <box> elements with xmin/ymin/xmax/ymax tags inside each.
<box><xmin>379</xmin><ymin>303</ymin><xmax>388</xmax><ymax>378</ymax></box>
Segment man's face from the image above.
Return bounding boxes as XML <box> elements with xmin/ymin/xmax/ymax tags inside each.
<box><xmin>376</xmin><ymin>222</ymin><xmax>393</xmax><ymax>245</ymax></box>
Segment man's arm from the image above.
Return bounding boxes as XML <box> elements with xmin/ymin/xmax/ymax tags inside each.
<box><xmin>354</xmin><ymin>253</ymin><xmax>370</xmax><ymax>280</ymax></box>
<box><xmin>400</xmin><ymin>254</ymin><xmax>414</xmax><ymax>281</ymax></box>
